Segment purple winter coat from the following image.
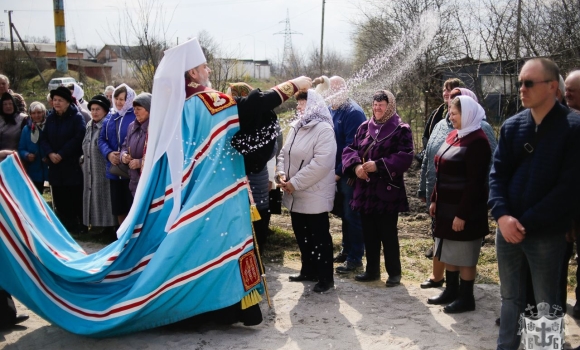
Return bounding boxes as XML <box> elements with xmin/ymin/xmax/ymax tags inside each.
<box><xmin>120</xmin><ymin>118</ymin><xmax>149</xmax><ymax>196</ymax></box>
<box><xmin>342</xmin><ymin>113</ymin><xmax>414</xmax><ymax>214</ymax></box>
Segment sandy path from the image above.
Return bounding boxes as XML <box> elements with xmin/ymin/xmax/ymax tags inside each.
<box><xmin>2</xmin><ymin>258</ymin><xmax>579</xmax><ymax>350</ymax></box>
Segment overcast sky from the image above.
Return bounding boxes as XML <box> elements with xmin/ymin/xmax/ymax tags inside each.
<box><xmin>1</xmin><ymin>0</ymin><xmax>364</xmax><ymax>62</ymax></box>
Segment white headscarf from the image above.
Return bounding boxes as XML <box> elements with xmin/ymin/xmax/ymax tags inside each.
<box><xmin>456</xmin><ymin>95</ymin><xmax>484</xmax><ymax>138</ymax></box>
<box><xmin>296</xmin><ymin>89</ymin><xmax>333</xmax><ymax>128</ymax></box>
<box><xmin>113</xmin><ymin>83</ymin><xmax>136</xmax><ymax>116</ymax></box>
<box><xmin>71</xmin><ymin>83</ymin><xmax>84</xmax><ymax>102</ymax></box>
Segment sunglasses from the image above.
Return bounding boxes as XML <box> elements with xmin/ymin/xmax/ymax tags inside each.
<box><xmin>516</xmin><ymin>80</ymin><xmax>552</xmax><ymax>89</ymax></box>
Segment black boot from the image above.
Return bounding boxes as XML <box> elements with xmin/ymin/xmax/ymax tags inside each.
<box><xmin>427</xmin><ymin>270</ymin><xmax>459</xmax><ymax>305</ymax></box>
<box><xmin>444</xmin><ymin>278</ymin><xmax>475</xmax><ymax>313</ymax></box>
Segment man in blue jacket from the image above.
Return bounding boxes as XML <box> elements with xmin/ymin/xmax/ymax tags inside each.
<box><xmin>316</xmin><ymin>76</ymin><xmax>367</xmax><ymax>273</ymax></box>
<box><xmin>489</xmin><ymin>58</ymin><xmax>580</xmax><ymax>350</ymax></box>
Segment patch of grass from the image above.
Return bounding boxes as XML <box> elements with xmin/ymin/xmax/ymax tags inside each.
<box><xmin>262</xmin><ymin>225</ymin><xmax>503</xmax><ymax>285</ymax></box>
<box><xmin>262</xmin><ymin>225</ymin><xmax>299</xmax><ymax>265</ymax></box>
<box><xmin>400</xmin><ymin>237</ymin><xmax>433</xmax><ymax>282</ymax></box>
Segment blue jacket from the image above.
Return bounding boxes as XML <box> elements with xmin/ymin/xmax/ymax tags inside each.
<box><xmin>489</xmin><ymin>102</ymin><xmax>580</xmax><ymax>236</ymax></box>
<box><xmin>40</xmin><ymin>104</ymin><xmax>85</xmax><ymax>186</ymax></box>
<box><xmin>98</xmin><ymin>109</ymin><xmax>136</xmax><ymax>180</ymax></box>
<box><xmin>330</xmin><ymin>99</ymin><xmax>366</xmax><ymax>176</ymax></box>
<box><xmin>18</xmin><ymin>124</ymin><xmax>49</xmax><ymax>183</ymax></box>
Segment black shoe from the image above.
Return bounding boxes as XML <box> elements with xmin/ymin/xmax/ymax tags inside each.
<box><xmin>443</xmin><ymin>278</ymin><xmax>475</xmax><ymax>313</ymax></box>
<box><xmin>427</xmin><ymin>289</ymin><xmax>458</xmax><ymax>305</ymax></box>
<box><xmin>336</xmin><ymin>261</ymin><xmax>363</xmax><ymax>274</ymax></box>
<box><xmin>354</xmin><ymin>272</ymin><xmax>380</xmax><ymax>282</ymax></box>
<box><xmin>424</xmin><ymin>246</ymin><xmax>434</xmax><ymax>259</ymax></box>
<box><xmin>289</xmin><ymin>274</ymin><xmax>318</xmax><ymax>282</ymax></box>
<box><xmin>573</xmin><ymin>301</ymin><xmax>580</xmax><ymax>319</ymax></box>
<box><xmin>444</xmin><ymin>297</ymin><xmax>475</xmax><ymax>313</ymax></box>
<box><xmin>313</xmin><ymin>281</ymin><xmax>334</xmax><ymax>293</ymax></box>
<box><xmin>427</xmin><ymin>270</ymin><xmax>459</xmax><ymax>305</ymax></box>
<box><xmin>495</xmin><ymin>317</ymin><xmax>500</xmax><ymax>326</ymax></box>
<box><xmin>333</xmin><ymin>252</ymin><xmax>347</xmax><ymax>263</ymax></box>
<box><xmin>14</xmin><ymin>314</ymin><xmax>29</xmax><ymax>325</ymax></box>
<box><xmin>386</xmin><ymin>275</ymin><xmax>401</xmax><ymax>287</ymax></box>
<box><xmin>420</xmin><ymin>278</ymin><xmax>444</xmax><ymax>289</ymax></box>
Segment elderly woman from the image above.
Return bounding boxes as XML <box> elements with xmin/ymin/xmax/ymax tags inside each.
<box><xmin>104</xmin><ymin>86</ymin><xmax>115</xmax><ymax>107</ymax></box>
<box><xmin>82</xmin><ymin>94</ymin><xmax>117</xmax><ymax>230</ymax></box>
<box><xmin>276</xmin><ymin>89</ymin><xmax>336</xmax><ymax>294</ymax></box>
<box><xmin>342</xmin><ymin>90</ymin><xmax>414</xmax><ymax>287</ymax></box>
<box><xmin>120</xmin><ymin>92</ymin><xmax>151</xmax><ymax>197</ymax></box>
<box><xmin>420</xmin><ymin>88</ymin><xmax>497</xmax><ymax>290</ymax></box>
<box><xmin>0</xmin><ymin>92</ymin><xmax>27</xmax><ymax>150</ymax></box>
<box><xmin>40</xmin><ymin>86</ymin><xmax>86</xmax><ymax>233</ymax></box>
<box><xmin>427</xmin><ymin>96</ymin><xmax>492</xmax><ymax>313</ymax></box>
<box><xmin>18</xmin><ymin>102</ymin><xmax>49</xmax><ymax>193</ymax></box>
<box><xmin>98</xmin><ymin>83</ymin><xmax>136</xmax><ymax>225</ymax></box>
<box><xmin>0</xmin><ymin>74</ymin><xmax>9</xmax><ymax>95</ymax></box>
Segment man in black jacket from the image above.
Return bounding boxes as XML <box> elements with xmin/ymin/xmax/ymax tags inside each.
<box><xmin>489</xmin><ymin>58</ymin><xmax>580</xmax><ymax>350</ymax></box>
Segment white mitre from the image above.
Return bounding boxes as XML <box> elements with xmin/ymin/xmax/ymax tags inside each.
<box><xmin>120</xmin><ymin>38</ymin><xmax>207</xmax><ymax>236</ymax></box>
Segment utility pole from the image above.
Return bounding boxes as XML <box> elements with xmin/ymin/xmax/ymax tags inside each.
<box><xmin>515</xmin><ymin>0</ymin><xmax>521</xmax><ymax>60</ymax></box>
<box><xmin>6</xmin><ymin>11</ymin><xmax>14</xmax><ymax>52</ymax></box>
<box><xmin>11</xmin><ymin>22</ymin><xmax>46</xmax><ymax>84</ymax></box>
<box><xmin>53</xmin><ymin>0</ymin><xmax>68</xmax><ymax>74</ymax></box>
<box><xmin>320</xmin><ymin>0</ymin><xmax>325</xmax><ymax>75</ymax></box>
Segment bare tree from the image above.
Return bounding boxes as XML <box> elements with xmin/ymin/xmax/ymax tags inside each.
<box><xmin>352</xmin><ymin>0</ymin><xmax>461</xmax><ymax>130</ymax></box>
<box><xmin>197</xmin><ymin>30</ymin><xmax>245</xmax><ymax>92</ymax></box>
<box><xmin>23</xmin><ymin>35</ymin><xmax>51</xmax><ymax>44</ymax></box>
<box><xmin>107</xmin><ymin>0</ymin><xmax>174</xmax><ymax>91</ymax></box>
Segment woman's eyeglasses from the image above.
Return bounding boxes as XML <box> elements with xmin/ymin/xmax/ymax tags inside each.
<box><xmin>516</xmin><ymin>80</ymin><xmax>552</xmax><ymax>89</ymax></box>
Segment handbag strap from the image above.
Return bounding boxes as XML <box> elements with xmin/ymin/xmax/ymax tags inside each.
<box><xmin>361</xmin><ymin>140</ymin><xmax>376</xmax><ymax>162</ymax></box>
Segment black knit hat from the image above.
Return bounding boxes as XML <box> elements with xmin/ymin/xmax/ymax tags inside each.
<box><xmin>50</xmin><ymin>86</ymin><xmax>73</xmax><ymax>104</ymax></box>
<box><xmin>87</xmin><ymin>94</ymin><xmax>111</xmax><ymax>112</ymax></box>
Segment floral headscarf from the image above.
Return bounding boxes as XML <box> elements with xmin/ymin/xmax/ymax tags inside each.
<box><xmin>113</xmin><ymin>83</ymin><xmax>136</xmax><ymax>116</ymax></box>
<box><xmin>373</xmin><ymin>90</ymin><xmax>396</xmax><ymax>123</ymax></box>
<box><xmin>296</xmin><ymin>89</ymin><xmax>333</xmax><ymax>128</ymax></box>
<box><xmin>28</xmin><ymin>101</ymin><xmax>46</xmax><ymax>144</ymax></box>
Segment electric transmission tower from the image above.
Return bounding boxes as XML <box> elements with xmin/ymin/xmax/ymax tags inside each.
<box><xmin>274</xmin><ymin>9</ymin><xmax>301</xmax><ymax>76</ymax></box>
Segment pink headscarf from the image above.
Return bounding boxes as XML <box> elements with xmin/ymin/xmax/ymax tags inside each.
<box><xmin>457</xmin><ymin>88</ymin><xmax>478</xmax><ymax>103</ymax></box>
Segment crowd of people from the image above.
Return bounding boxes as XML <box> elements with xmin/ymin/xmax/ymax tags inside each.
<box><xmin>1</xmin><ymin>54</ymin><xmax>580</xmax><ymax>348</ymax></box>
<box><xmin>0</xmin><ymin>75</ymin><xmax>154</xmax><ymax>237</ymax></box>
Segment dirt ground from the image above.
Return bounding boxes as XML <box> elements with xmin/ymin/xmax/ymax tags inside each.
<box><xmin>3</xmin><ymin>260</ymin><xmax>580</xmax><ymax>350</ymax></box>
<box><xmin>2</xmin><ymin>164</ymin><xmax>580</xmax><ymax>349</ymax></box>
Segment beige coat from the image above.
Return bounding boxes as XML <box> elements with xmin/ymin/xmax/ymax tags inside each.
<box><xmin>277</xmin><ymin>119</ymin><xmax>336</xmax><ymax>214</ymax></box>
